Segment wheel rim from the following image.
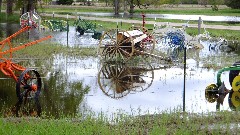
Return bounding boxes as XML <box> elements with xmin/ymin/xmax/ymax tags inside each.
<box><xmin>205</xmin><ymin>83</ymin><xmax>218</xmax><ymax>103</ymax></box>
<box><xmin>230</xmin><ymin>91</ymin><xmax>240</xmax><ymax>110</ymax></box>
<box><xmin>232</xmin><ymin>76</ymin><xmax>240</xmax><ymax>92</ymax></box>
<box><xmin>98</xmin><ymin>29</ymin><xmax>134</xmax><ymax>62</ymax></box>
<box><xmin>98</xmin><ymin>62</ymin><xmax>131</xmax><ymax>99</ymax></box>
<box><xmin>16</xmin><ymin>69</ymin><xmax>41</xmax><ymax>102</ymax></box>
<box><xmin>98</xmin><ymin>60</ymin><xmax>154</xmax><ymax>99</ymax></box>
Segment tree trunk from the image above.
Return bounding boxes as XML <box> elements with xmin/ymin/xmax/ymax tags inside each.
<box><xmin>129</xmin><ymin>0</ymin><xmax>134</xmax><ymax>16</ymax></box>
<box><xmin>114</xmin><ymin>0</ymin><xmax>119</xmax><ymax>15</ymax></box>
<box><xmin>0</xmin><ymin>0</ymin><xmax>2</xmax><ymax>13</ymax></box>
<box><xmin>6</xmin><ymin>0</ymin><xmax>14</xmax><ymax>15</ymax></box>
<box><xmin>27</xmin><ymin>0</ymin><xmax>36</xmax><ymax>12</ymax></box>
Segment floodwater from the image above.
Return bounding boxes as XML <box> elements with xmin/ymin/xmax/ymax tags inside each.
<box><xmin>76</xmin><ymin>12</ymin><xmax>240</xmax><ymax>22</ymax></box>
<box><xmin>0</xmin><ymin>23</ymin><xmax>240</xmax><ymax>119</ymax></box>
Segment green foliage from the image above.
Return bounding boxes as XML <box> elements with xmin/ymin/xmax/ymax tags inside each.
<box><xmin>225</xmin><ymin>0</ymin><xmax>240</xmax><ymax>9</ymax></box>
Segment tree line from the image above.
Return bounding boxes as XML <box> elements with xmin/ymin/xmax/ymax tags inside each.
<box><xmin>0</xmin><ymin>0</ymin><xmax>239</xmax><ymax>16</ymax></box>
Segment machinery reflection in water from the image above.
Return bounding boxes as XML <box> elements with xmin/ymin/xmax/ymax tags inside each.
<box><xmin>205</xmin><ymin>88</ymin><xmax>240</xmax><ymax>111</ymax></box>
<box><xmin>4</xmin><ymin>98</ymin><xmax>41</xmax><ymax>117</ymax></box>
<box><xmin>98</xmin><ymin>59</ymin><xmax>167</xmax><ymax>99</ymax></box>
<box><xmin>205</xmin><ymin>61</ymin><xmax>240</xmax><ymax>111</ymax></box>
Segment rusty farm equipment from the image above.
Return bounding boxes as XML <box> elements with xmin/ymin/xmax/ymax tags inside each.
<box><xmin>0</xmin><ymin>26</ymin><xmax>52</xmax><ymax>102</ymax></box>
<box><xmin>98</xmin><ymin>27</ymin><xmax>172</xmax><ymax>63</ymax></box>
<box><xmin>98</xmin><ymin>60</ymin><xmax>154</xmax><ymax>99</ymax></box>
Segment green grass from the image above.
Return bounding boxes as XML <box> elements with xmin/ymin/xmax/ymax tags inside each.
<box><xmin>12</xmin><ymin>42</ymin><xmax>98</xmax><ymax>59</ymax></box>
<box><xmin>0</xmin><ymin>13</ymin><xmax>20</xmax><ymax>23</ymax></box>
<box><xmin>1</xmin><ymin>109</ymin><xmax>240</xmax><ymax>134</ymax></box>
<box><xmin>40</xmin><ymin>5</ymin><xmax>240</xmax><ymax>16</ymax></box>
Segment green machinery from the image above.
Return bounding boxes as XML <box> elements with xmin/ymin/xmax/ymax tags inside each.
<box><xmin>41</xmin><ymin>20</ymin><xmax>68</xmax><ymax>31</ymax></box>
<box><xmin>73</xmin><ymin>17</ymin><xmax>102</xmax><ymax>40</ymax></box>
<box><xmin>205</xmin><ymin>63</ymin><xmax>240</xmax><ymax>110</ymax></box>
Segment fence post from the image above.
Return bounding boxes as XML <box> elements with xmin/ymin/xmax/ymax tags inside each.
<box><xmin>198</xmin><ymin>17</ymin><xmax>201</xmax><ymax>35</ymax></box>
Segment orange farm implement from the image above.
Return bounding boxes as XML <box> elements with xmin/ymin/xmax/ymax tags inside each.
<box><xmin>0</xmin><ymin>26</ymin><xmax>52</xmax><ymax>101</ymax></box>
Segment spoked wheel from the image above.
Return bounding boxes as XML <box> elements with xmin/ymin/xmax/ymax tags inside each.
<box><xmin>16</xmin><ymin>69</ymin><xmax>41</xmax><ymax>102</ymax></box>
<box><xmin>98</xmin><ymin>29</ymin><xmax>134</xmax><ymax>62</ymax></box>
<box><xmin>98</xmin><ymin>61</ymin><xmax>154</xmax><ymax>99</ymax></box>
<box><xmin>98</xmin><ymin>62</ymin><xmax>131</xmax><ymax>99</ymax></box>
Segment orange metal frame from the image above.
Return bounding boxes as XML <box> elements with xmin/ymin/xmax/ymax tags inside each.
<box><xmin>0</xmin><ymin>26</ymin><xmax>52</xmax><ymax>82</ymax></box>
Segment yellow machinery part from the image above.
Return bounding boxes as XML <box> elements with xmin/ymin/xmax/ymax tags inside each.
<box><xmin>232</xmin><ymin>76</ymin><xmax>240</xmax><ymax>92</ymax></box>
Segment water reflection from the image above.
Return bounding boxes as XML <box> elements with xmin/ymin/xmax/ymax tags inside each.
<box><xmin>3</xmin><ymin>98</ymin><xmax>41</xmax><ymax>117</ymax></box>
<box><xmin>76</xmin><ymin>12</ymin><xmax>240</xmax><ymax>22</ymax></box>
<box><xmin>98</xmin><ymin>61</ymin><xmax>154</xmax><ymax>99</ymax></box>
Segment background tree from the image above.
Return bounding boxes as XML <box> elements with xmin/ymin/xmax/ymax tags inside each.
<box><xmin>225</xmin><ymin>0</ymin><xmax>240</xmax><ymax>9</ymax></box>
<box><xmin>208</xmin><ymin>0</ymin><xmax>224</xmax><ymax>11</ymax></box>
<box><xmin>114</xmin><ymin>0</ymin><xmax>120</xmax><ymax>15</ymax></box>
<box><xmin>0</xmin><ymin>0</ymin><xmax>2</xmax><ymax>13</ymax></box>
<box><xmin>15</xmin><ymin>0</ymin><xmax>38</xmax><ymax>15</ymax></box>
<box><xmin>56</xmin><ymin>0</ymin><xmax>73</xmax><ymax>5</ymax></box>
<box><xmin>6</xmin><ymin>0</ymin><xmax>14</xmax><ymax>15</ymax></box>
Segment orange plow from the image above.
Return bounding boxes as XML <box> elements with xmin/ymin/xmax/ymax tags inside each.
<box><xmin>0</xmin><ymin>26</ymin><xmax>52</xmax><ymax>101</ymax></box>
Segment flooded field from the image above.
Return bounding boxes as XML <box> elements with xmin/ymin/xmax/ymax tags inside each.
<box><xmin>1</xmin><ymin>23</ymin><xmax>240</xmax><ymax>119</ymax></box>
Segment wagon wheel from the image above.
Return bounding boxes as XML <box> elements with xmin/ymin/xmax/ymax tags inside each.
<box><xmin>98</xmin><ymin>61</ymin><xmax>154</xmax><ymax>98</ymax></box>
<box><xmin>16</xmin><ymin>69</ymin><xmax>41</xmax><ymax>102</ymax></box>
<box><xmin>131</xmin><ymin>26</ymin><xmax>156</xmax><ymax>55</ymax></box>
<box><xmin>98</xmin><ymin>29</ymin><xmax>134</xmax><ymax>62</ymax></box>
<box><xmin>98</xmin><ymin>62</ymin><xmax>132</xmax><ymax>99</ymax></box>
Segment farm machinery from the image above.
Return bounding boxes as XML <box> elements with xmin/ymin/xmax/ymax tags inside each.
<box><xmin>74</xmin><ymin>16</ymin><xmax>102</xmax><ymax>40</ymax></box>
<box><xmin>0</xmin><ymin>26</ymin><xmax>52</xmax><ymax>102</ymax></box>
<box><xmin>205</xmin><ymin>62</ymin><xmax>240</xmax><ymax>110</ymax></box>
<box><xmin>96</xmin><ymin>14</ymin><xmax>186</xmax><ymax>98</ymax></box>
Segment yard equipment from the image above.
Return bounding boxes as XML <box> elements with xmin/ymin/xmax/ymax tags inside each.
<box><xmin>0</xmin><ymin>26</ymin><xmax>52</xmax><ymax>101</ymax></box>
<box><xmin>98</xmin><ymin>28</ymin><xmax>172</xmax><ymax>62</ymax></box>
<box><xmin>205</xmin><ymin>62</ymin><xmax>240</xmax><ymax>103</ymax></box>
<box><xmin>74</xmin><ymin>16</ymin><xmax>102</xmax><ymax>40</ymax></box>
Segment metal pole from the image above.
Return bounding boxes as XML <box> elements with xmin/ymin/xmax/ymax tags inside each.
<box><xmin>67</xmin><ymin>14</ymin><xmax>69</xmax><ymax>47</ymax></box>
<box><xmin>183</xmin><ymin>47</ymin><xmax>186</xmax><ymax>112</ymax></box>
<box><xmin>198</xmin><ymin>17</ymin><xmax>201</xmax><ymax>35</ymax></box>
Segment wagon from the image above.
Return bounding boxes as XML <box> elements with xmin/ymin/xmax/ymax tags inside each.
<box><xmin>98</xmin><ymin>27</ymin><xmax>172</xmax><ymax>62</ymax></box>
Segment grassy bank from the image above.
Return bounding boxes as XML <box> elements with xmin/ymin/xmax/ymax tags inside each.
<box><xmin>12</xmin><ymin>42</ymin><xmax>97</xmax><ymax>59</ymax></box>
<box><xmin>1</xmin><ymin>110</ymin><xmax>240</xmax><ymax>134</ymax></box>
<box><xmin>41</xmin><ymin>5</ymin><xmax>240</xmax><ymax>16</ymax></box>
